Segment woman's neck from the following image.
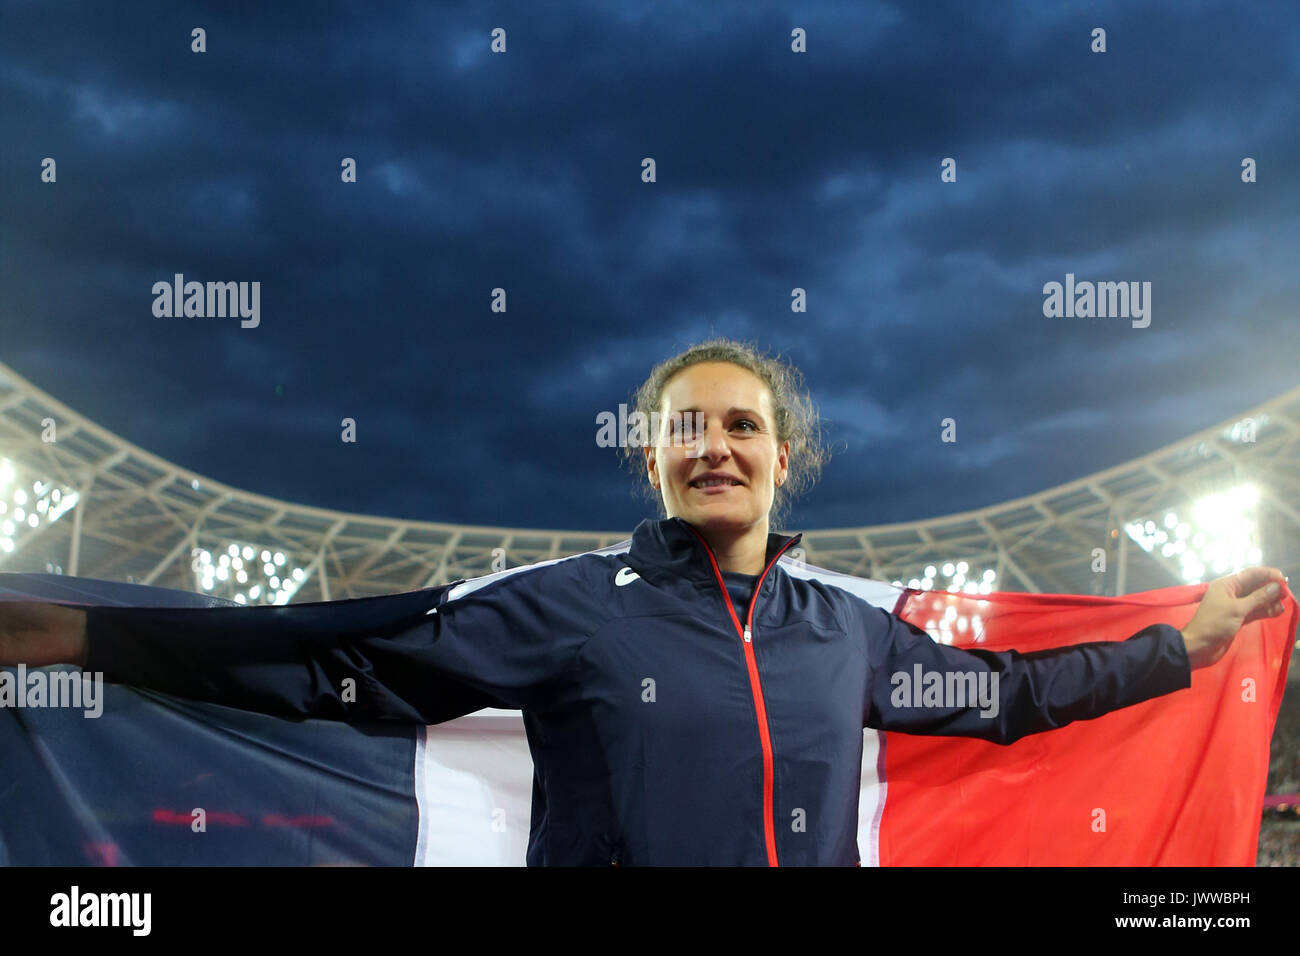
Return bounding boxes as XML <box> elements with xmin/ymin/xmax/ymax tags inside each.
<box><xmin>693</xmin><ymin>523</ymin><xmax>769</xmax><ymax>576</ymax></box>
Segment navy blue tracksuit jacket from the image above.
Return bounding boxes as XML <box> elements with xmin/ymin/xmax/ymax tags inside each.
<box><xmin>83</xmin><ymin>516</ymin><xmax>1193</xmax><ymax>865</ymax></box>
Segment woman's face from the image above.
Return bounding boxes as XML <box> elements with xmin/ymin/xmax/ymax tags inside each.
<box><xmin>644</xmin><ymin>362</ymin><xmax>790</xmax><ymax>536</ymax></box>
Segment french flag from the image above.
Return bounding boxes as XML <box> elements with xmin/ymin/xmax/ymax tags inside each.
<box><xmin>0</xmin><ymin>560</ymin><xmax>1291</xmax><ymax>865</ymax></box>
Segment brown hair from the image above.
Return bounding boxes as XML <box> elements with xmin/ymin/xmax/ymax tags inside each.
<box><xmin>618</xmin><ymin>337</ymin><xmax>829</xmax><ymax>529</ymax></box>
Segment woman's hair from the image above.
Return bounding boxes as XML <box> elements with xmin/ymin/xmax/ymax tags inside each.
<box><xmin>618</xmin><ymin>337</ymin><xmax>829</xmax><ymax>529</ymax></box>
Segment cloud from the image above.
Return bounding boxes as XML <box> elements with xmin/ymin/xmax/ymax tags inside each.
<box><xmin>0</xmin><ymin>0</ymin><xmax>1296</xmax><ymax>531</ymax></box>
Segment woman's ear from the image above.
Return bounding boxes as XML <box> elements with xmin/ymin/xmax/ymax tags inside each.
<box><xmin>643</xmin><ymin>445</ymin><xmax>658</xmax><ymax>489</ymax></box>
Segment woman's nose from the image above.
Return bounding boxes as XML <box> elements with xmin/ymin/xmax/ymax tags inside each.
<box><xmin>694</xmin><ymin>423</ymin><xmax>730</xmax><ymax>459</ymax></box>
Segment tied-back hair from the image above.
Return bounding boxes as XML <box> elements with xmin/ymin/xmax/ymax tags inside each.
<box><xmin>618</xmin><ymin>337</ymin><xmax>830</xmax><ymax>530</ymax></box>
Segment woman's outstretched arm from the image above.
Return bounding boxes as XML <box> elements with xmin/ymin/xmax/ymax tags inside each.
<box><xmin>859</xmin><ymin>566</ymin><xmax>1288</xmax><ymax>744</ymax></box>
<box><xmin>0</xmin><ymin>559</ymin><xmax>605</xmax><ymax>723</ymax></box>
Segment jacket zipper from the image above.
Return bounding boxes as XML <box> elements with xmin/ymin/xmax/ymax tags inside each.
<box><xmin>685</xmin><ymin>526</ymin><xmax>798</xmax><ymax>868</ymax></box>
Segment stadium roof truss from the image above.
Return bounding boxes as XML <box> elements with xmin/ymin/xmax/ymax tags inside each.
<box><xmin>0</xmin><ymin>360</ymin><xmax>1296</xmax><ymax>604</ymax></box>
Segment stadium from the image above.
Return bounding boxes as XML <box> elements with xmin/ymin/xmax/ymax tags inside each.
<box><xmin>1</xmin><ymin>358</ymin><xmax>1295</xmax><ymax>865</ymax></box>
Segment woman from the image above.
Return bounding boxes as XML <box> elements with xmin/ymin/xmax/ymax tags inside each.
<box><xmin>0</xmin><ymin>338</ymin><xmax>1289</xmax><ymax>865</ymax></box>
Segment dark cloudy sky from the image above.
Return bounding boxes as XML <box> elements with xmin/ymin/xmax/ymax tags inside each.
<box><xmin>2</xmin><ymin>0</ymin><xmax>1297</xmax><ymax>533</ymax></box>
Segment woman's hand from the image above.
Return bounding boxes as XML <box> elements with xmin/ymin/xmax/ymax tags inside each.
<box><xmin>1181</xmin><ymin>566</ymin><xmax>1289</xmax><ymax>670</ymax></box>
<box><xmin>0</xmin><ymin>601</ymin><xmax>88</xmax><ymax>668</ymax></box>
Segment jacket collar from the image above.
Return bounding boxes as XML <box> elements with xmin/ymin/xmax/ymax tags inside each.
<box><xmin>627</xmin><ymin>516</ymin><xmax>803</xmax><ymax>591</ymax></box>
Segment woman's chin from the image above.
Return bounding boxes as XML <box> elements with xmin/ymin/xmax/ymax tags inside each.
<box><xmin>684</xmin><ymin>507</ymin><xmax>759</xmax><ymax>533</ymax></box>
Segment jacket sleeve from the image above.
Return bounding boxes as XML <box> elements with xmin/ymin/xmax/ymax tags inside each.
<box><xmin>80</xmin><ymin>561</ymin><xmax>602</xmax><ymax>723</ymax></box>
<box><xmin>857</xmin><ymin>600</ymin><xmax>1193</xmax><ymax>744</ymax></box>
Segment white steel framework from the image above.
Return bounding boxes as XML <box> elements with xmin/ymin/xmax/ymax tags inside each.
<box><xmin>0</xmin><ymin>361</ymin><xmax>1296</xmax><ymax>608</ymax></box>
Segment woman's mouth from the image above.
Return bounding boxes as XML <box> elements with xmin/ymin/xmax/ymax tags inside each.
<box><xmin>690</xmin><ymin>477</ymin><xmax>743</xmax><ymax>493</ymax></box>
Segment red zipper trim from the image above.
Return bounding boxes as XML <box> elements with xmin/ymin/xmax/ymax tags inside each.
<box><xmin>686</xmin><ymin>526</ymin><xmax>798</xmax><ymax>868</ymax></box>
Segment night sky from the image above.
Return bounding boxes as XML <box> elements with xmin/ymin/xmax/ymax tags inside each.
<box><xmin>2</xmin><ymin>0</ymin><xmax>1296</xmax><ymax>532</ymax></box>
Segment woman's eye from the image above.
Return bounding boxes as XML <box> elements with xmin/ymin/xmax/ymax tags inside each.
<box><xmin>733</xmin><ymin>420</ymin><xmax>757</xmax><ymax>432</ymax></box>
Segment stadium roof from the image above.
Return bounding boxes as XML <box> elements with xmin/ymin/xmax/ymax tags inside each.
<box><xmin>1</xmin><ymin>359</ymin><xmax>1296</xmax><ymax>605</ymax></box>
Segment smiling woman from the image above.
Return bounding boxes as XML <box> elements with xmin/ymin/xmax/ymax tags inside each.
<box><xmin>0</xmin><ymin>338</ymin><xmax>1286</xmax><ymax>867</ymax></box>
<box><xmin>618</xmin><ymin>338</ymin><xmax>830</xmax><ymax>574</ymax></box>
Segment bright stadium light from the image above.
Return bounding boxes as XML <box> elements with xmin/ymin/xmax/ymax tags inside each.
<box><xmin>1125</xmin><ymin>482</ymin><xmax>1261</xmax><ymax>584</ymax></box>
<box><xmin>48</xmin><ymin>490</ymin><xmax>79</xmax><ymax>523</ymax></box>
<box><xmin>897</xmin><ymin>559</ymin><xmax>998</xmax><ymax>603</ymax></box>
<box><xmin>195</xmin><ymin>540</ymin><xmax>309</xmax><ymax>604</ymax></box>
<box><xmin>906</xmin><ymin>571</ymin><xmax>996</xmax><ymax>644</ymax></box>
<box><xmin>0</xmin><ymin>461</ymin><xmax>79</xmax><ymax>553</ymax></box>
